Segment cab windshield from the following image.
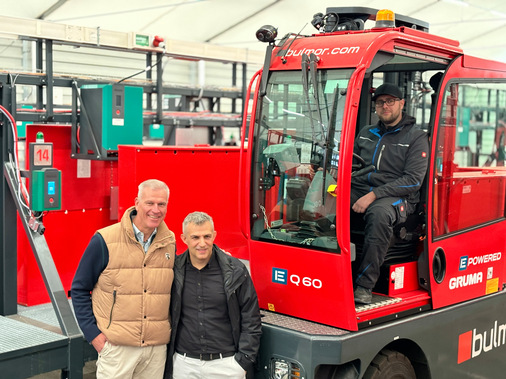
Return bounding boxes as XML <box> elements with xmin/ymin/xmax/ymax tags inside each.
<box><xmin>250</xmin><ymin>68</ymin><xmax>353</xmax><ymax>252</ymax></box>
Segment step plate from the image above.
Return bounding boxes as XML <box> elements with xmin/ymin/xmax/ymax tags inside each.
<box><xmin>355</xmin><ymin>293</ymin><xmax>402</xmax><ymax>312</ymax></box>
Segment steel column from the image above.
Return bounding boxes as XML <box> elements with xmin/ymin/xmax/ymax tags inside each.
<box><xmin>0</xmin><ymin>84</ymin><xmax>17</xmax><ymax>316</ymax></box>
<box><xmin>45</xmin><ymin>40</ymin><xmax>54</xmax><ymax>122</ymax></box>
<box><xmin>232</xmin><ymin>62</ymin><xmax>237</xmax><ymax>113</ymax></box>
<box><xmin>36</xmin><ymin>40</ymin><xmax>44</xmax><ymax>110</ymax></box>
<box><xmin>156</xmin><ymin>52</ymin><xmax>163</xmax><ymax>124</ymax></box>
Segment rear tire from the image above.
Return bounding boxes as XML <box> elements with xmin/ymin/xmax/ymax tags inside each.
<box><xmin>363</xmin><ymin>349</ymin><xmax>416</xmax><ymax>379</ymax></box>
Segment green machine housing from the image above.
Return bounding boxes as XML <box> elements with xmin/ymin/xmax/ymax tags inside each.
<box><xmin>31</xmin><ymin>168</ymin><xmax>62</xmax><ymax>211</ymax></box>
<box><xmin>79</xmin><ymin>84</ymin><xmax>143</xmax><ymax>158</ymax></box>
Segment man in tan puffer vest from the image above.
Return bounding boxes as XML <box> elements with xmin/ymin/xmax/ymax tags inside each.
<box><xmin>72</xmin><ymin>179</ymin><xmax>176</xmax><ymax>379</ymax></box>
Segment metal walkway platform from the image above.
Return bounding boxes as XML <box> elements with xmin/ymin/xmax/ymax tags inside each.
<box><xmin>0</xmin><ymin>303</ymin><xmax>96</xmax><ymax>379</ymax></box>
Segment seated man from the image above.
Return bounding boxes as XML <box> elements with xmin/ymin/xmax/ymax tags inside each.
<box><xmin>351</xmin><ymin>83</ymin><xmax>429</xmax><ymax>304</ymax></box>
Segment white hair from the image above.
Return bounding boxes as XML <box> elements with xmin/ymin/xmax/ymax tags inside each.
<box><xmin>137</xmin><ymin>179</ymin><xmax>169</xmax><ymax>201</ymax></box>
<box><xmin>182</xmin><ymin>211</ymin><xmax>214</xmax><ymax>233</ymax></box>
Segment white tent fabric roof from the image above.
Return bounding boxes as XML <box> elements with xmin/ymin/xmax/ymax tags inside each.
<box><xmin>4</xmin><ymin>0</ymin><xmax>506</xmax><ymax>63</ymax></box>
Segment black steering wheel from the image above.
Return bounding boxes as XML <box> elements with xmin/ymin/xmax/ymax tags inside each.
<box><xmin>352</xmin><ymin>152</ymin><xmax>366</xmax><ymax>171</ymax></box>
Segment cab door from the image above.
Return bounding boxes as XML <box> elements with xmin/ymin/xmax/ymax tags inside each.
<box><xmin>427</xmin><ymin>55</ymin><xmax>506</xmax><ymax>309</ymax></box>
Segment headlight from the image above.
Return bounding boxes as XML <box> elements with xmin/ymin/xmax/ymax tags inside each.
<box><xmin>271</xmin><ymin>358</ymin><xmax>303</xmax><ymax>379</ymax></box>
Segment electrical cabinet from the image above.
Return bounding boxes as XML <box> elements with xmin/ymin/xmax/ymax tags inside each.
<box><xmin>79</xmin><ymin>84</ymin><xmax>143</xmax><ymax>158</ymax></box>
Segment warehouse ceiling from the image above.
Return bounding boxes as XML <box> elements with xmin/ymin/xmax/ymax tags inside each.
<box><xmin>5</xmin><ymin>0</ymin><xmax>506</xmax><ymax>64</ymax></box>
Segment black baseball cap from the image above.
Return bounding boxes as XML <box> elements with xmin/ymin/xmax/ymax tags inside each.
<box><xmin>372</xmin><ymin>83</ymin><xmax>403</xmax><ymax>101</ymax></box>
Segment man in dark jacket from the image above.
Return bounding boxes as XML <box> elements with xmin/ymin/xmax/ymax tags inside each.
<box><xmin>352</xmin><ymin>83</ymin><xmax>429</xmax><ymax>304</ymax></box>
<box><xmin>164</xmin><ymin>211</ymin><xmax>261</xmax><ymax>379</ymax></box>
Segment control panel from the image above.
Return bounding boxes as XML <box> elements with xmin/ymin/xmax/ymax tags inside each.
<box><xmin>29</xmin><ymin>133</ymin><xmax>62</xmax><ymax>211</ymax></box>
<box><xmin>31</xmin><ymin>168</ymin><xmax>61</xmax><ymax>211</ymax></box>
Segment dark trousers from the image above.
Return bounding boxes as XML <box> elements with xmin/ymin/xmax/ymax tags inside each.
<box><xmin>351</xmin><ymin>192</ymin><xmax>414</xmax><ymax>289</ymax></box>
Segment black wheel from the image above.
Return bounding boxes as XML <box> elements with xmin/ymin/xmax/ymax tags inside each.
<box><xmin>363</xmin><ymin>349</ymin><xmax>416</xmax><ymax>379</ymax></box>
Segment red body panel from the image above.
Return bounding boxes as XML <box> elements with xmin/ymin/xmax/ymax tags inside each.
<box><xmin>387</xmin><ymin>261</ymin><xmax>420</xmax><ymax>296</ymax></box>
<box><xmin>250</xmin><ymin>240</ymin><xmax>356</xmax><ymax>330</ymax></box>
<box><xmin>268</xmin><ymin>28</ymin><xmax>462</xmax><ymax>72</ymax></box>
<box><xmin>18</xmin><ymin>124</ymin><xmax>117</xmax><ymax>305</ymax></box>
<box><xmin>117</xmin><ymin>145</ymin><xmax>248</xmax><ymax>258</ymax></box>
<box><xmin>426</xmin><ymin>56</ymin><xmax>506</xmax><ymax>309</ymax></box>
<box><xmin>429</xmin><ymin>222</ymin><xmax>506</xmax><ymax>309</ymax></box>
<box><xmin>446</xmin><ymin>172</ymin><xmax>505</xmax><ymax>231</ymax></box>
<box><xmin>25</xmin><ymin>124</ymin><xmax>118</xmax><ymax>211</ymax></box>
<box><xmin>17</xmin><ymin>128</ymin><xmax>248</xmax><ymax>305</ymax></box>
<box><xmin>17</xmin><ymin>209</ymin><xmax>114</xmax><ymax>305</ymax></box>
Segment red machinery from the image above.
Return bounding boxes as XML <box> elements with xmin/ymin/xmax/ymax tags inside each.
<box><xmin>18</xmin><ymin>124</ymin><xmax>117</xmax><ymax>305</ymax></box>
<box><xmin>242</xmin><ymin>7</ymin><xmax>506</xmax><ymax>379</ymax></box>
<box><xmin>17</xmin><ymin>125</ymin><xmax>246</xmax><ymax>305</ymax></box>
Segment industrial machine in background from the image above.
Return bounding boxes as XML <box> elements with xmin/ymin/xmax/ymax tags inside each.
<box><xmin>0</xmin><ymin>15</ymin><xmax>259</xmax><ymax>378</ymax></box>
<box><xmin>75</xmin><ymin>84</ymin><xmax>143</xmax><ymax>160</ymax></box>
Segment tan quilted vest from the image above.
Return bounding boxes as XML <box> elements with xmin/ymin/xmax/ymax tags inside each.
<box><xmin>91</xmin><ymin>206</ymin><xmax>175</xmax><ymax>346</ymax></box>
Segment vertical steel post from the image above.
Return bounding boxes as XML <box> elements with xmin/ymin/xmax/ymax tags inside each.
<box><xmin>146</xmin><ymin>53</ymin><xmax>153</xmax><ymax>110</ymax></box>
<box><xmin>156</xmin><ymin>52</ymin><xmax>163</xmax><ymax>124</ymax></box>
<box><xmin>36</xmin><ymin>40</ymin><xmax>44</xmax><ymax>111</ymax></box>
<box><xmin>232</xmin><ymin>62</ymin><xmax>237</xmax><ymax>114</ymax></box>
<box><xmin>0</xmin><ymin>84</ymin><xmax>17</xmax><ymax>316</ymax></box>
<box><xmin>71</xmin><ymin>81</ymin><xmax>79</xmax><ymax>157</ymax></box>
<box><xmin>145</xmin><ymin>53</ymin><xmax>153</xmax><ymax>138</ymax></box>
<box><xmin>241</xmin><ymin>63</ymin><xmax>248</xmax><ymax>139</ymax></box>
<box><xmin>242</xmin><ymin>63</ymin><xmax>247</xmax><ymax>109</ymax></box>
<box><xmin>157</xmin><ymin>52</ymin><xmax>175</xmax><ymax>145</ymax></box>
<box><xmin>45</xmin><ymin>39</ymin><xmax>54</xmax><ymax>122</ymax></box>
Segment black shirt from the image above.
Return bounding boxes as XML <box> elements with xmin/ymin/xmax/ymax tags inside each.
<box><xmin>175</xmin><ymin>252</ymin><xmax>236</xmax><ymax>355</ymax></box>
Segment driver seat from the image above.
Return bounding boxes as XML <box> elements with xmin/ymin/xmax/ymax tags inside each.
<box><xmin>350</xmin><ymin>210</ymin><xmax>423</xmax><ymax>264</ymax></box>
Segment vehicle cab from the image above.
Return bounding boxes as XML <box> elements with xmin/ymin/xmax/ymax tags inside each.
<box><xmin>241</xmin><ymin>7</ymin><xmax>506</xmax><ymax>331</ymax></box>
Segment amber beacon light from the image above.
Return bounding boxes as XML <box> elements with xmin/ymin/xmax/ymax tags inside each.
<box><xmin>375</xmin><ymin>9</ymin><xmax>396</xmax><ymax>28</ymax></box>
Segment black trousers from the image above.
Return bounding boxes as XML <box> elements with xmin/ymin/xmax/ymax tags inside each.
<box><xmin>351</xmin><ymin>192</ymin><xmax>414</xmax><ymax>289</ymax></box>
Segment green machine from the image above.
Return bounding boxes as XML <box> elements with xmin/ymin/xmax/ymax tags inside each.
<box><xmin>79</xmin><ymin>84</ymin><xmax>143</xmax><ymax>159</ymax></box>
<box><xmin>29</xmin><ymin>133</ymin><xmax>61</xmax><ymax>212</ymax></box>
<box><xmin>31</xmin><ymin>168</ymin><xmax>61</xmax><ymax>212</ymax></box>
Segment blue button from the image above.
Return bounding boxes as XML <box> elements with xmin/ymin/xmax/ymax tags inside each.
<box><xmin>47</xmin><ymin>181</ymin><xmax>55</xmax><ymax>195</ymax></box>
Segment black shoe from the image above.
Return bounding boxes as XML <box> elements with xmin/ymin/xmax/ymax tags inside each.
<box><xmin>354</xmin><ymin>286</ymin><xmax>372</xmax><ymax>304</ymax></box>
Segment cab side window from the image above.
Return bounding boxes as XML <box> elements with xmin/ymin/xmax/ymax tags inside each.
<box><xmin>432</xmin><ymin>82</ymin><xmax>506</xmax><ymax>238</ymax></box>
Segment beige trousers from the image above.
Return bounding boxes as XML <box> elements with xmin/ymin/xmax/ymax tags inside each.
<box><xmin>173</xmin><ymin>352</ymin><xmax>246</xmax><ymax>379</ymax></box>
<box><xmin>96</xmin><ymin>342</ymin><xmax>167</xmax><ymax>379</ymax></box>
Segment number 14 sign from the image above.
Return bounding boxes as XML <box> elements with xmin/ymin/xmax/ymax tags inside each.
<box><xmin>29</xmin><ymin>143</ymin><xmax>53</xmax><ymax>171</ymax></box>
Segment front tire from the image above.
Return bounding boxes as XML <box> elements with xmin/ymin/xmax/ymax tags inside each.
<box><xmin>363</xmin><ymin>349</ymin><xmax>416</xmax><ymax>379</ymax></box>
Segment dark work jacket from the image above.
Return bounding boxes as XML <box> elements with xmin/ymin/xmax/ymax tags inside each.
<box><xmin>163</xmin><ymin>245</ymin><xmax>262</xmax><ymax>379</ymax></box>
<box><xmin>352</xmin><ymin>114</ymin><xmax>429</xmax><ymax>205</ymax></box>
